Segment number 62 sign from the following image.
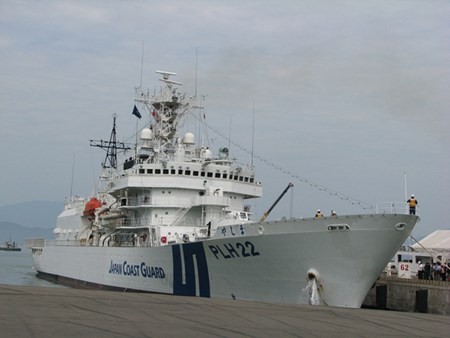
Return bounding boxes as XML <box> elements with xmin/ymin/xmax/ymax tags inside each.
<box><xmin>398</xmin><ymin>262</ymin><xmax>411</xmax><ymax>278</ymax></box>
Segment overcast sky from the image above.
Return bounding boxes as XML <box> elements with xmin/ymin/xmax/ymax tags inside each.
<box><xmin>1</xmin><ymin>0</ymin><xmax>449</xmax><ymax>238</ymax></box>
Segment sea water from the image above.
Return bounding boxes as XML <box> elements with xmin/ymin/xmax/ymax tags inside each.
<box><xmin>0</xmin><ymin>250</ymin><xmax>62</xmax><ymax>287</ymax></box>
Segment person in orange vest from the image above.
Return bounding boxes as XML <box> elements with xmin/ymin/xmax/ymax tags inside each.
<box><xmin>407</xmin><ymin>194</ymin><xmax>418</xmax><ymax>215</ymax></box>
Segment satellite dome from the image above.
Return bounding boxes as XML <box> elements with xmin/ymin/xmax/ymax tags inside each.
<box><xmin>203</xmin><ymin>149</ymin><xmax>213</xmax><ymax>159</ymax></box>
<box><xmin>183</xmin><ymin>132</ymin><xmax>195</xmax><ymax>144</ymax></box>
<box><xmin>140</xmin><ymin>128</ymin><xmax>152</xmax><ymax>140</ymax></box>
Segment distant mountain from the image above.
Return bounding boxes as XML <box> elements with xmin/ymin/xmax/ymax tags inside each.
<box><xmin>0</xmin><ymin>221</ymin><xmax>54</xmax><ymax>245</ymax></box>
<box><xmin>0</xmin><ymin>201</ymin><xmax>64</xmax><ymax>229</ymax></box>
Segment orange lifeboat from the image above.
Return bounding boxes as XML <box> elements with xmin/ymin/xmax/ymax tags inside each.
<box><xmin>83</xmin><ymin>197</ymin><xmax>102</xmax><ymax>217</ymax></box>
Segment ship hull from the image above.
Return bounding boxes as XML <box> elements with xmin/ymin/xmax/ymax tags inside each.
<box><xmin>31</xmin><ymin>214</ymin><xmax>417</xmax><ymax>308</ymax></box>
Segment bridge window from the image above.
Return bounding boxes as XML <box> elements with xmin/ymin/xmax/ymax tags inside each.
<box><xmin>147</xmin><ymin>169</ymin><xmax>153</xmax><ymax>174</ymax></box>
<box><xmin>193</xmin><ymin>171</ymin><xmax>199</xmax><ymax>176</ymax></box>
<box><xmin>163</xmin><ymin>169</ymin><xmax>169</xmax><ymax>174</ymax></box>
<box><xmin>185</xmin><ymin>170</ymin><xmax>191</xmax><ymax>175</ymax></box>
<box><xmin>171</xmin><ymin>169</ymin><xmax>176</xmax><ymax>174</ymax></box>
<box><xmin>207</xmin><ymin>172</ymin><xmax>213</xmax><ymax>178</ymax></box>
<box><xmin>215</xmin><ymin>173</ymin><xmax>221</xmax><ymax>178</ymax></box>
<box><xmin>155</xmin><ymin>169</ymin><xmax>161</xmax><ymax>174</ymax></box>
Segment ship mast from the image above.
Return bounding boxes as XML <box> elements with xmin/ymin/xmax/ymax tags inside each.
<box><xmin>90</xmin><ymin>114</ymin><xmax>131</xmax><ymax>169</ymax></box>
<box><xmin>135</xmin><ymin>71</ymin><xmax>190</xmax><ymax>162</ymax></box>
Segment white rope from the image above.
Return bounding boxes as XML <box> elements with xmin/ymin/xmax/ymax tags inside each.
<box><xmin>190</xmin><ymin>110</ymin><xmax>375</xmax><ymax>211</ymax></box>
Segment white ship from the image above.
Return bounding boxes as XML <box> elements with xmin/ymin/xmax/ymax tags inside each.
<box><xmin>27</xmin><ymin>71</ymin><xmax>419</xmax><ymax>308</ymax></box>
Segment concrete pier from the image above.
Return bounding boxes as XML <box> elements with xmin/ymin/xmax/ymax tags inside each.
<box><xmin>1</xmin><ymin>285</ymin><xmax>448</xmax><ymax>337</ymax></box>
<box><xmin>363</xmin><ymin>277</ymin><xmax>450</xmax><ymax>315</ymax></box>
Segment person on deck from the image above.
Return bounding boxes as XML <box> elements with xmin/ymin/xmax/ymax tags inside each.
<box><xmin>315</xmin><ymin>210</ymin><xmax>323</xmax><ymax>218</ymax></box>
<box><xmin>407</xmin><ymin>194</ymin><xmax>418</xmax><ymax>215</ymax></box>
<box><xmin>424</xmin><ymin>262</ymin><xmax>431</xmax><ymax>280</ymax></box>
<box><xmin>441</xmin><ymin>264</ymin><xmax>447</xmax><ymax>281</ymax></box>
<box><xmin>418</xmin><ymin>261</ymin><xmax>424</xmax><ymax>279</ymax></box>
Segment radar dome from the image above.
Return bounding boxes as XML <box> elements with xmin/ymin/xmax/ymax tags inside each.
<box><xmin>140</xmin><ymin>128</ymin><xmax>152</xmax><ymax>140</ymax></box>
<box><xmin>183</xmin><ymin>132</ymin><xmax>195</xmax><ymax>144</ymax></box>
<box><xmin>203</xmin><ymin>149</ymin><xmax>213</xmax><ymax>159</ymax></box>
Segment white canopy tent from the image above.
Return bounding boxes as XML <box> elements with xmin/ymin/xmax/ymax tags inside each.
<box><xmin>410</xmin><ymin>230</ymin><xmax>450</xmax><ymax>266</ymax></box>
<box><xmin>411</xmin><ymin>230</ymin><xmax>450</xmax><ymax>252</ymax></box>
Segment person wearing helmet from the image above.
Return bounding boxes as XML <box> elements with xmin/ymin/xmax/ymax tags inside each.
<box><xmin>407</xmin><ymin>194</ymin><xmax>418</xmax><ymax>215</ymax></box>
<box><xmin>315</xmin><ymin>209</ymin><xmax>323</xmax><ymax>218</ymax></box>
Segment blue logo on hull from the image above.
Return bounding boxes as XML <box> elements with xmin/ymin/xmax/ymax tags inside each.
<box><xmin>172</xmin><ymin>242</ymin><xmax>210</xmax><ymax>297</ymax></box>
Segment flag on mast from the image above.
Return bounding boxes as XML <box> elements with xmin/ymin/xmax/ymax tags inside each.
<box><xmin>132</xmin><ymin>105</ymin><xmax>142</xmax><ymax>119</ymax></box>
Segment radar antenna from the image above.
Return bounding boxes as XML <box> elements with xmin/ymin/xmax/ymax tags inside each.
<box><xmin>90</xmin><ymin>114</ymin><xmax>132</xmax><ymax>169</ymax></box>
<box><xmin>156</xmin><ymin>70</ymin><xmax>182</xmax><ymax>86</ymax></box>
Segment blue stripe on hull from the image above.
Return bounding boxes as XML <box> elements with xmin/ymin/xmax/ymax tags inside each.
<box><xmin>172</xmin><ymin>242</ymin><xmax>210</xmax><ymax>297</ymax></box>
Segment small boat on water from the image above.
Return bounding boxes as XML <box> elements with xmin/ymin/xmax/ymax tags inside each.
<box><xmin>26</xmin><ymin>70</ymin><xmax>419</xmax><ymax>308</ymax></box>
<box><xmin>0</xmin><ymin>240</ymin><xmax>21</xmax><ymax>252</ymax></box>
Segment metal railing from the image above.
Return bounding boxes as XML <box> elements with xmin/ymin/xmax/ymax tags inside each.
<box><xmin>376</xmin><ymin>202</ymin><xmax>419</xmax><ymax>215</ymax></box>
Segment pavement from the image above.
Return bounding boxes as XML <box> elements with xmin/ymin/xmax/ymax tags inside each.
<box><xmin>0</xmin><ymin>284</ymin><xmax>448</xmax><ymax>337</ymax></box>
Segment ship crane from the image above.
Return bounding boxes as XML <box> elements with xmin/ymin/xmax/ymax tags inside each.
<box><xmin>259</xmin><ymin>183</ymin><xmax>294</xmax><ymax>223</ymax></box>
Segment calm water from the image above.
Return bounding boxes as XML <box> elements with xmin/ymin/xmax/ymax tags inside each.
<box><xmin>0</xmin><ymin>250</ymin><xmax>63</xmax><ymax>287</ymax></box>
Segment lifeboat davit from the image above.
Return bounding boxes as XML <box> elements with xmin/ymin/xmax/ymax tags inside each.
<box><xmin>83</xmin><ymin>197</ymin><xmax>102</xmax><ymax>217</ymax></box>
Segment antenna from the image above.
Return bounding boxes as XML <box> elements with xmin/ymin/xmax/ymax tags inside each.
<box><xmin>251</xmin><ymin>100</ymin><xmax>255</xmax><ymax>169</ymax></box>
<box><xmin>139</xmin><ymin>41</ymin><xmax>144</xmax><ymax>89</ymax></box>
<box><xmin>228</xmin><ymin>117</ymin><xmax>232</xmax><ymax>152</ymax></box>
<box><xmin>195</xmin><ymin>48</ymin><xmax>198</xmax><ymax>98</ymax></box>
<box><xmin>156</xmin><ymin>71</ymin><xmax>182</xmax><ymax>86</ymax></box>
<box><xmin>69</xmin><ymin>154</ymin><xmax>75</xmax><ymax>200</ymax></box>
<box><xmin>404</xmin><ymin>171</ymin><xmax>408</xmax><ymax>214</ymax></box>
<box><xmin>404</xmin><ymin>171</ymin><xmax>407</xmax><ymax>201</ymax></box>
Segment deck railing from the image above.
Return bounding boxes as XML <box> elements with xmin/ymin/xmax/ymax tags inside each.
<box><xmin>376</xmin><ymin>202</ymin><xmax>419</xmax><ymax>215</ymax></box>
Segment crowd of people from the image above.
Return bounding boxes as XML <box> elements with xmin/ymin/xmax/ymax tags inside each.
<box><xmin>417</xmin><ymin>261</ymin><xmax>448</xmax><ymax>281</ymax></box>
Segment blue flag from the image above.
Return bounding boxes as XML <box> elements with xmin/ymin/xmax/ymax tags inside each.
<box><xmin>132</xmin><ymin>105</ymin><xmax>142</xmax><ymax>119</ymax></box>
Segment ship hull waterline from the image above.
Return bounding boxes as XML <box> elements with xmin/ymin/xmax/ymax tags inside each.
<box><xmin>31</xmin><ymin>214</ymin><xmax>417</xmax><ymax>308</ymax></box>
